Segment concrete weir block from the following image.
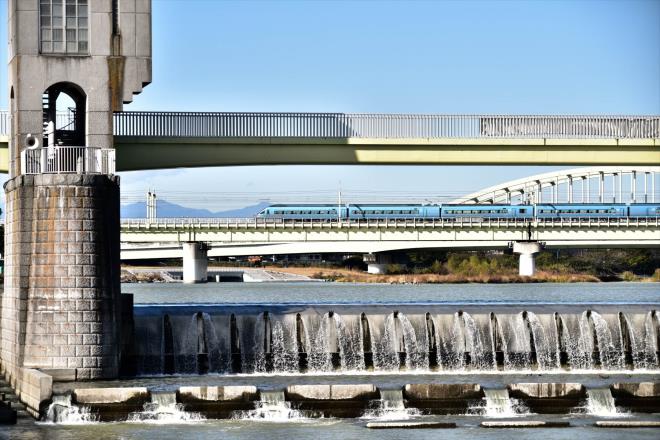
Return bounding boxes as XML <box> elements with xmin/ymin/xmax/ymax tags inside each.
<box><xmin>179</xmin><ymin>386</ymin><xmax>258</xmax><ymax>402</ymax></box>
<box><xmin>404</xmin><ymin>384</ymin><xmax>482</xmax><ymax>400</ymax></box>
<box><xmin>610</xmin><ymin>383</ymin><xmax>660</xmax><ymax>413</ymax></box>
<box><xmin>508</xmin><ymin>383</ymin><xmax>584</xmax><ymax>399</ymax></box>
<box><xmin>507</xmin><ymin>383</ymin><xmax>585</xmax><ymax>414</ymax></box>
<box><xmin>73</xmin><ymin>387</ymin><xmax>149</xmax><ymax>404</ymax></box>
<box><xmin>595</xmin><ymin>421</ymin><xmax>660</xmax><ymax>428</ymax></box>
<box><xmin>611</xmin><ymin>383</ymin><xmax>660</xmax><ymax>397</ymax></box>
<box><xmin>286</xmin><ymin>384</ymin><xmax>378</xmax><ymax>401</ymax></box>
<box><xmin>481</xmin><ymin>421</ymin><xmax>570</xmax><ymax>428</ymax></box>
<box><xmin>18</xmin><ymin>368</ymin><xmax>52</xmax><ymax>416</ymax></box>
<box><xmin>367</xmin><ymin>421</ymin><xmax>457</xmax><ymax>429</ymax></box>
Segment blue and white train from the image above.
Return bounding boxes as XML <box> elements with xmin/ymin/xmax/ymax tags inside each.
<box><xmin>256</xmin><ymin>203</ymin><xmax>660</xmax><ymax>221</ymax></box>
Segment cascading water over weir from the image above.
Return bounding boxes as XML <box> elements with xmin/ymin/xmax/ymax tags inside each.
<box><xmin>129</xmin><ymin>305</ymin><xmax>660</xmax><ymax>376</ymax></box>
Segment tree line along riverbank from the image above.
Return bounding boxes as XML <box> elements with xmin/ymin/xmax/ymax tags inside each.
<box><xmin>255</xmin><ymin>249</ymin><xmax>660</xmax><ymax>284</ymax></box>
<box><xmin>117</xmin><ymin>249</ymin><xmax>659</xmax><ymax>284</ymax></box>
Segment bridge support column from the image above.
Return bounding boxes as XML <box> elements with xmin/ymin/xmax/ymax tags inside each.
<box><xmin>512</xmin><ymin>242</ymin><xmax>542</xmax><ymax>276</ymax></box>
<box><xmin>1</xmin><ymin>175</ymin><xmax>122</xmax><ymax>386</ymax></box>
<box><xmin>183</xmin><ymin>242</ymin><xmax>209</xmax><ymax>283</ymax></box>
<box><xmin>363</xmin><ymin>253</ymin><xmax>391</xmax><ymax>275</ymax></box>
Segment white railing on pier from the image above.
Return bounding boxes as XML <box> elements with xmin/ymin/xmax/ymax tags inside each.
<box><xmin>0</xmin><ymin>111</ymin><xmax>9</xmax><ymax>135</ymax></box>
<box><xmin>21</xmin><ymin>146</ymin><xmax>116</xmax><ymax>175</ymax></box>
<box><xmin>113</xmin><ymin>112</ymin><xmax>660</xmax><ymax>139</ymax></box>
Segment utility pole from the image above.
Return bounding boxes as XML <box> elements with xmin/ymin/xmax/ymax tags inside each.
<box><xmin>338</xmin><ymin>182</ymin><xmax>342</xmax><ymax>226</ymax></box>
<box><xmin>147</xmin><ymin>189</ymin><xmax>157</xmax><ymax>223</ymax></box>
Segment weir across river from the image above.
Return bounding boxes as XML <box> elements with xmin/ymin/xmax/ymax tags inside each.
<box><xmin>2</xmin><ymin>1</ymin><xmax>660</xmax><ymax>430</ymax></box>
<box><xmin>129</xmin><ymin>304</ymin><xmax>659</xmax><ymax>376</ymax></box>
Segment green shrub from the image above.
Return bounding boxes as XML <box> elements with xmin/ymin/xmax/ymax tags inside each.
<box><xmin>386</xmin><ymin>264</ymin><xmax>407</xmax><ymax>275</ymax></box>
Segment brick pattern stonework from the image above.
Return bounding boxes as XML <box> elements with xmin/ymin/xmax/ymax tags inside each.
<box><xmin>0</xmin><ymin>174</ymin><xmax>121</xmax><ymax>387</ymax></box>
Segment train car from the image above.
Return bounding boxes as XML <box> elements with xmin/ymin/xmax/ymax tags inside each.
<box><xmin>440</xmin><ymin>204</ymin><xmax>534</xmax><ymax>220</ymax></box>
<box><xmin>534</xmin><ymin>204</ymin><xmax>628</xmax><ymax>219</ymax></box>
<box><xmin>627</xmin><ymin>203</ymin><xmax>660</xmax><ymax>217</ymax></box>
<box><xmin>347</xmin><ymin>204</ymin><xmax>440</xmax><ymax>220</ymax></box>
<box><xmin>256</xmin><ymin>204</ymin><xmax>347</xmax><ymax>221</ymax></box>
<box><xmin>256</xmin><ymin>202</ymin><xmax>660</xmax><ymax>222</ymax></box>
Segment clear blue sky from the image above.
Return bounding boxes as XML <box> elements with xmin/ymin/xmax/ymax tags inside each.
<box><xmin>1</xmin><ymin>0</ymin><xmax>659</xmax><ymax>209</ymax></box>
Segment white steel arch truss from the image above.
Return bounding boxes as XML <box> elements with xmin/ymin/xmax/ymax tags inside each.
<box><xmin>453</xmin><ymin>166</ymin><xmax>660</xmax><ymax>205</ymax></box>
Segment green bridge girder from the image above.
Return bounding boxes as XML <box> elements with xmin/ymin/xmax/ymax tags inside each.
<box><xmin>1</xmin><ymin>136</ymin><xmax>659</xmax><ymax>173</ymax></box>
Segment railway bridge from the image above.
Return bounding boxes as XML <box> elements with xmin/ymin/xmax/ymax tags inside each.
<box><xmin>119</xmin><ymin>166</ymin><xmax>660</xmax><ymax>280</ymax></box>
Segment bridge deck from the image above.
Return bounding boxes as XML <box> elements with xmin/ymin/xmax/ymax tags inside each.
<box><xmin>120</xmin><ymin>216</ymin><xmax>660</xmax><ymax>259</ymax></box>
<box><xmin>1</xmin><ymin>113</ymin><xmax>659</xmax><ymax>171</ymax></box>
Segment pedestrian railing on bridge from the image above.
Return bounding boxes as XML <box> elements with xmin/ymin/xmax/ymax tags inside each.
<box><xmin>112</xmin><ymin>112</ymin><xmax>660</xmax><ymax>139</ymax></box>
<box><xmin>1</xmin><ymin>111</ymin><xmax>659</xmax><ymax>139</ymax></box>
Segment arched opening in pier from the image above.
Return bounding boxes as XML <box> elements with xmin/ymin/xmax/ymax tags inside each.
<box><xmin>42</xmin><ymin>82</ymin><xmax>86</xmax><ymax>146</ymax></box>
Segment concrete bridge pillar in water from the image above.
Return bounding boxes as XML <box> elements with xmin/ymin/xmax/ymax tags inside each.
<box><xmin>512</xmin><ymin>242</ymin><xmax>542</xmax><ymax>276</ymax></box>
<box><xmin>1</xmin><ymin>1</ymin><xmax>152</xmax><ymax>404</ymax></box>
<box><xmin>183</xmin><ymin>242</ymin><xmax>209</xmax><ymax>283</ymax></box>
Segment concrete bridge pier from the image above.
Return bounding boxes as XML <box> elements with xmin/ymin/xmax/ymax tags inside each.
<box><xmin>2</xmin><ymin>175</ymin><xmax>122</xmax><ymax>386</ymax></box>
<box><xmin>363</xmin><ymin>253</ymin><xmax>392</xmax><ymax>275</ymax></box>
<box><xmin>183</xmin><ymin>242</ymin><xmax>209</xmax><ymax>283</ymax></box>
<box><xmin>512</xmin><ymin>242</ymin><xmax>542</xmax><ymax>276</ymax></box>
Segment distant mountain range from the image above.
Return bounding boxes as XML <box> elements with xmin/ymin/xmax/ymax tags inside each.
<box><xmin>120</xmin><ymin>200</ymin><xmax>270</xmax><ymax>218</ymax></box>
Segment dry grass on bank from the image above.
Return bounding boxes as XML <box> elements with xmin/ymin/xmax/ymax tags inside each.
<box><xmin>270</xmin><ymin>266</ymin><xmax>601</xmax><ymax>284</ymax></box>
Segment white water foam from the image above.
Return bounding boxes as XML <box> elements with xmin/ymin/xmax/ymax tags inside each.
<box><xmin>361</xmin><ymin>389</ymin><xmax>421</xmax><ymax>421</ymax></box>
<box><xmin>470</xmin><ymin>389</ymin><xmax>530</xmax><ymax>418</ymax></box>
<box><xmin>43</xmin><ymin>394</ymin><xmax>99</xmax><ymax>424</ymax></box>
<box><xmin>233</xmin><ymin>390</ymin><xmax>307</xmax><ymax>422</ymax></box>
<box><xmin>127</xmin><ymin>391</ymin><xmax>205</xmax><ymax>424</ymax></box>
<box><xmin>585</xmin><ymin>388</ymin><xmax>628</xmax><ymax>417</ymax></box>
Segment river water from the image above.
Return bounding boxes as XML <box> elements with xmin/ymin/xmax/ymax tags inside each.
<box><xmin>126</xmin><ymin>281</ymin><xmax>660</xmax><ymax>305</ymax></box>
<box><xmin>3</xmin><ymin>282</ymin><xmax>659</xmax><ymax>440</ymax></box>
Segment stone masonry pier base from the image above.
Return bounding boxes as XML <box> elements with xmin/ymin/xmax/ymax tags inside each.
<box><xmin>0</xmin><ymin>174</ymin><xmax>122</xmax><ymax>400</ymax></box>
